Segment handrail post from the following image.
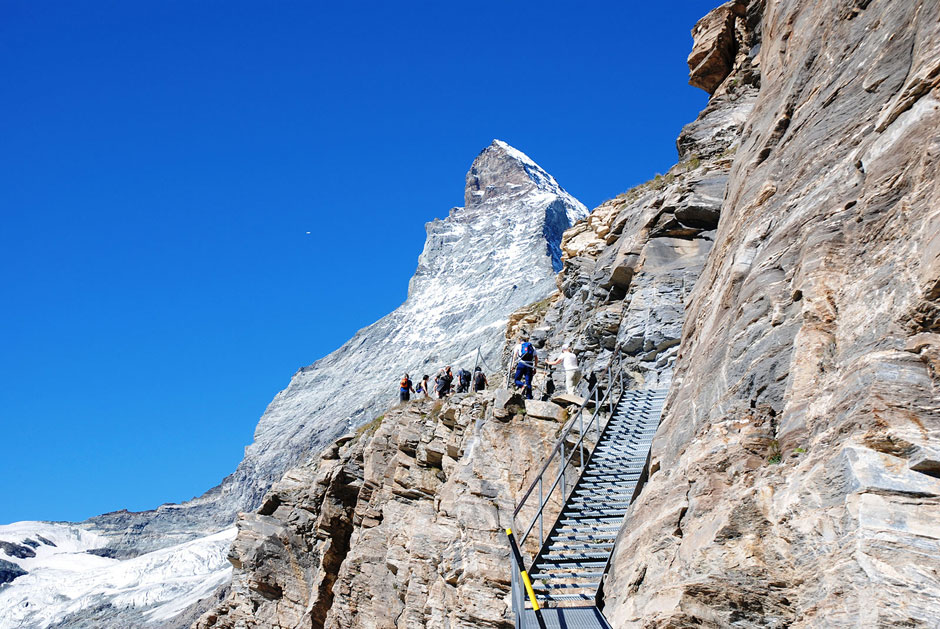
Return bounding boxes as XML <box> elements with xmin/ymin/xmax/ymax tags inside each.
<box><xmin>510</xmin><ymin>552</ymin><xmax>524</xmax><ymax>628</ymax></box>
<box><xmin>538</xmin><ymin>477</ymin><xmax>544</xmax><ymax>548</ymax></box>
<box><xmin>579</xmin><ymin>408</ymin><xmax>585</xmax><ymax>473</ymax></box>
<box><xmin>507</xmin><ymin>528</ymin><xmax>547</xmax><ymax>629</ymax></box>
<box><xmin>593</xmin><ymin>385</ymin><xmax>600</xmax><ymax>441</ymax></box>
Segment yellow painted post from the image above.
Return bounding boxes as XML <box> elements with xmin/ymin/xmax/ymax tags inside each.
<box><xmin>506</xmin><ymin>528</ymin><xmax>547</xmax><ymax>628</ymax></box>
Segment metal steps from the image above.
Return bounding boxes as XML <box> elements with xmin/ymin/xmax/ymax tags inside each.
<box><xmin>525</xmin><ymin>388</ymin><xmax>666</xmax><ymax>612</ymax></box>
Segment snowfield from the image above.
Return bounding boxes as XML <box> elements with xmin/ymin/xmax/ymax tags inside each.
<box><xmin>0</xmin><ymin>521</ymin><xmax>234</xmax><ymax>628</ymax></box>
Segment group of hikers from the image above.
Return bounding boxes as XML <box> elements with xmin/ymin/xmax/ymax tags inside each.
<box><xmin>397</xmin><ymin>335</ymin><xmax>581</xmax><ymax>403</ymax></box>
<box><xmin>399</xmin><ymin>366</ymin><xmax>488</xmax><ymax>402</ymax></box>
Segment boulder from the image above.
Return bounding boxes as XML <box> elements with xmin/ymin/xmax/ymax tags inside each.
<box><xmin>524</xmin><ymin>400</ymin><xmax>567</xmax><ymax>422</ymax></box>
<box><xmin>493</xmin><ymin>388</ymin><xmax>524</xmax><ymax>420</ymax></box>
<box><xmin>551</xmin><ymin>393</ymin><xmax>586</xmax><ymax>408</ymax></box>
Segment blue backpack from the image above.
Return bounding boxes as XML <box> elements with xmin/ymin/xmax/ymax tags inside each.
<box><xmin>520</xmin><ymin>342</ymin><xmax>535</xmax><ymax>362</ymax></box>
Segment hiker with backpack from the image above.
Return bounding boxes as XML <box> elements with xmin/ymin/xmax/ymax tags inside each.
<box><xmin>399</xmin><ymin>373</ymin><xmax>415</xmax><ymax>403</ymax></box>
<box><xmin>546</xmin><ymin>345</ymin><xmax>581</xmax><ymax>394</ymax></box>
<box><xmin>436</xmin><ymin>366</ymin><xmax>454</xmax><ymax>398</ymax></box>
<box><xmin>456</xmin><ymin>367</ymin><xmax>471</xmax><ymax>393</ymax></box>
<box><xmin>420</xmin><ymin>374</ymin><xmax>431</xmax><ymax>398</ymax></box>
<box><xmin>512</xmin><ymin>335</ymin><xmax>538</xmax><ymax>400</ymax></box>
<box><xmin>472</xmin><ymin>366</ymin><xmax>487</xmax><ymax>392</ymax></box>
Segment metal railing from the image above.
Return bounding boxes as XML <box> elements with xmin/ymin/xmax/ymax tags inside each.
<box><xmin>509</xmin><ymin>349</ymin><xmax>627</xmax><ymax>618</ymax></box>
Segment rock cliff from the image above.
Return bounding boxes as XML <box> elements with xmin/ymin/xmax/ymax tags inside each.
<box><xmin>601</xmin><ymin>0</ymin><xmax>940</xmax><ymax>626</ymax></box>
<box><xmin>196</xmin><ymin>394</ymin><xmax>563</xmax><ymax>629</ymax></box>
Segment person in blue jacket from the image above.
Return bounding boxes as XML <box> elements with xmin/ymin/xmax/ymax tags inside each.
<box><xmin>512</xmin><ymin>335</ymin><xmax>538</xmax><ymax>399</ymax></box>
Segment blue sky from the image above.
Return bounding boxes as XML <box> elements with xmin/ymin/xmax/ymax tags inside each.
<box><xmin>0</xmin><ymin>1</ymin><xmax>720</xmax><ymax>524</ymax></box>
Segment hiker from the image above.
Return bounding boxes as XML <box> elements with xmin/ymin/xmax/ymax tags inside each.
<box><xmin>420</xmin><ymin>374</ymin><xmax>431</xmax><ymax>398</ymax></box>
<box><xmin>472</xmin><ymin>366</ymin><xmax>487</xmax><ymax>392</ymax></box>
<box><xmin>586</xmin><ymin>371</ymin><xmax>600</xmax><ymax>399</ymax></box>
<box><xmin>540</xmin><ymin>372</ymin><xmax>556</xmax><ymax>401</ymax></box>
<box><xmin>546</xmin><ymin>345</ymin><xmax>580</xmax><ymax>394</ymax></box>
<box><xmin>399</xmin><ymin>373</ymin><xmax>415</xmax><ymax>403</ymax></box>
<box><xmin>512</xmin><ymin>335</ymin><xmax>538</xmax><ymax>400</ymax></box>
<box><xmin>436</xmin><ymin>366</ymin><xmax>454</xmax><ymax>398</ymax></box>
<box><xmin>456</xmin><ymin>367</ymin><xmax>471</xmax><ymax>393</ymax></box>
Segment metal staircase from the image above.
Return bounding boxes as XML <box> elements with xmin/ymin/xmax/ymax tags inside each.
<box><xmin>506</xmin><ymin>352</ymin><xmax>667</xmax><ymax>629</ymax></box>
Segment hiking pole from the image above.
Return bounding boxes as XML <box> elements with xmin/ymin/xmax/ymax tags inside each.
<box><xmin>506</xmin><ymin>528</ymin><xmax>547</xmax><ymax>629</ymax></box>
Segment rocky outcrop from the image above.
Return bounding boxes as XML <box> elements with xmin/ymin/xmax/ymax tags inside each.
<box><xmin>0</xmin><ymin>559</ymin><xmax>26</xmax><ymax>585</ymax></box>
<box><xmin>196</xmin><ymin>394</ymin><xmax>564</xmax><ymax>629</ymax></box>
<box><xmin>602</xmin><ymin>0</ymin><xmax>940</xmax><ymax>626</ymax></box>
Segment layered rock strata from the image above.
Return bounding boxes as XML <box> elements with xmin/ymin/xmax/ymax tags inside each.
<box><xmin>602</xmin><ymin>0</ymin><xmax>940</xmax><ymax>626</ymax></box>
<box><xmin>196</xmin><ymin>393</ymin><xmax>568</xmax><ymax>629</ymax></box>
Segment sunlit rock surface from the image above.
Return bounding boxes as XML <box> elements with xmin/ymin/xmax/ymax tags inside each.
<box><xmin>603</xmin><ymin>1</ymin><xmax>940</xmax><ymax>626</ymax></box>
<box><xmin>196</xmin><ymin>395</ymin><xmax>562</xmax><ymax>629</ymax></box>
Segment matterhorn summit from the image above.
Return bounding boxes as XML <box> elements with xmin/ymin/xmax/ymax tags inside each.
<box><xmin>0</xmin><ymin>140</ymin><xmax>587</xmax><ymax>628</ymax></box>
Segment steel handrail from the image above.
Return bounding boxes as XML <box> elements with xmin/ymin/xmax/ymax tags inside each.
<box><xmin>512</xmin><ymin>351</ymin><xmax>619</xmax><ymax>519</ymax></box>
<box><xmin>516</xmin><ymin>374</ymin><xmax>619</xmax><ymax>548</ymax></box>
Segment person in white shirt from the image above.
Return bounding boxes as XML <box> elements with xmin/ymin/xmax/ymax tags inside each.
<box><xmin>546</xmin><ymin>345</ymin><xmax>580</xmax><ymax>394</ymax></box>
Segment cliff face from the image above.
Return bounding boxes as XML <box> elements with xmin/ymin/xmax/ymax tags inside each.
<box><xmin>197</xmin><ymin>393</ymin><xmax>562</xmax><ymax>629</ymax></box>
<box><xmin>505</xmin><ymin>15</ymin><xmax>760</xmax><ymax>397</ymax></box>
<box><xmin>602</xmin><ymin>0</ymin><xmax>940</xmax><ymax>626</ymax></box>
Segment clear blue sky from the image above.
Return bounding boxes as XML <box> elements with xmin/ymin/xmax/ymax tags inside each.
<box><xmin>0</xmin><ymin>1</ymin><xmax>719</xmax><ymax>524</ymax></box>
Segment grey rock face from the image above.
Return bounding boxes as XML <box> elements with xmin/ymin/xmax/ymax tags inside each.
<box><xmin>602</xmin><ymin>0</ymin><xmax>940</xmax><ymax>626</ymax></box>
<box><xmin>0</xmin><ymin>559</ymin><xmax>26</xmax><ymax>585</ymax></box>
<box><xmin>512</xmin><ymin>88</ymin><xmax>755</xmax><ymax>399</ymax></box>
<box><xmin>0</xmin><ymin>541</ymin><xmax>35</xmax><ymax>560</ymax></box>
<box><xmin>196</xmin><ymin>394</ymin><xmax>563</xmax><ymax>629</ymax></box>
